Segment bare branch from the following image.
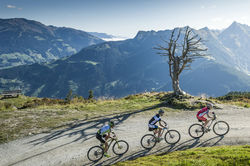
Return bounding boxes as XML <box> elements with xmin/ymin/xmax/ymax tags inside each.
<box><xmin>154</xmin><ymin>26</ymin><xmax>208</xmax><ymax>96</ymax></box>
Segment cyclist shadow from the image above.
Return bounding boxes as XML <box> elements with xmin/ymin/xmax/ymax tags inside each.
<box><xmin>84</xmin><ymin>136</ymin><xmax>225</xmax><ymax>165</ymax></box>
<box><xmin>86</xmin><ymin>144</ymin><xmax>175</xmax><ymax>166</ymax></box>
<box><xmin>160</xmin><ymin>135</ymin><xmax>225</xmax><ymax>156</ymax></box>
<box><xmin>84</xmin><ymin>144</ymin><xmax>174</xmax><ymax>166</ymax></box>
<box><xmin>84</xmin><ymin>155</ymin><xmax>121</xmax><ymax>166</ymax></box>
<box><xmin>198</xmin><ymin>135</ymin><xmax>224</xmax><ymax>147</ymax></box>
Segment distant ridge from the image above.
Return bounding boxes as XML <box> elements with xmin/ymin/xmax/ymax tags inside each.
<box><xmin>0</xmin><ymin>18</ymin><xmax>104</xmax><ymax>68</ymax></box>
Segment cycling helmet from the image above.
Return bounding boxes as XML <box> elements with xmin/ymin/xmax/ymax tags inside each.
<box><xmin>207</xmin><ymin>103</ymin><xmax>213</xmax><ymax>109</ymax></box>
<box><xmin>109</xmin><ymin>121</ymin><xmax>115</xmax><ymax>127</ymax></box>
<box><xmin>158</xmin><ymin>109</ymin><xmax>164</xmax><ymax>114</ymax></box>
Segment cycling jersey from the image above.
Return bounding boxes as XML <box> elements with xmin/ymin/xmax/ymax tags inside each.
<box><xmin>149</xmin><ymin>114</ymin><xmax>161</xmax><ymax>125</ymax></box>
<box><xmin>98</xmin><ymin>125</ymin><xmax>111</xmax><ymax>136</ymax></box>
<box><xmin>197</xmin><ymin>107</ymin><xmax>209</xmax><ymax>117</ymax></box>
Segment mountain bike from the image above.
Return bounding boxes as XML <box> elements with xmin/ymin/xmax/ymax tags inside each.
<box><xmin>188</xmin><ymin>112</ymin><xmax>230</xmax><ymax>139</ymax></box>
<box><xmin>140</xmin><ymin>123</ymin><xmax>181</xmax><ymax>149</ymax></box>
<box><xmin>87</xmin><ymin>132</ymin><xmax>129</xmax><ymax>162</ymax></box>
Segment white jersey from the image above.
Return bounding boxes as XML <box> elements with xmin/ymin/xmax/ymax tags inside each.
<box><xmin>149</xmin><ymin>114</ymin><xmax>161</xmax><ymax>125</ymax></box>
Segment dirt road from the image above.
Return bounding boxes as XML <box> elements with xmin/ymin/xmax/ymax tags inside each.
<box><xmin>1</xmin><ymin>104</ymin><xmax>250</xmax><ymax>166</ymax></box>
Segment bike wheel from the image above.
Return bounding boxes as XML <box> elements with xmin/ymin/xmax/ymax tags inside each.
<box><xmin>164</xmin><ymin>129</ymin><xmax>181</xmax><ymax>144</ymax></box>
<box><xmin>87</xmin><ymin>146</ymin><xmax>104</xmax><ymax>162</ymax></box>
<box><xmin>213</xmin><ymin>121</ymin><xmax>230</xmax><ymax>136</ymax></box>
<box><xmin>188</xmin><ymin>123</ymin><xmax>205</xmax><ymax>139</ymax></box>
<box><xmin>112</xmin><ymin>140</ymin><xmax>129</xmax><ymax>155</ymax></box>
<box><xmin>140</xmin><ymin>134</ymin><xmax>157</xmax><ymax>149</ymax></box>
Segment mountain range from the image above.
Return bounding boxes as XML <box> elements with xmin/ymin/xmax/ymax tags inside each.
<box><xmin>0</xmin><ymin>20</ymin><xmax>249</xmax><ymax>98</ymax></box>
<box><xmin>0</xmin><ymin>18</ymin><xmax>104</xmax><ymax>69</ymax></box>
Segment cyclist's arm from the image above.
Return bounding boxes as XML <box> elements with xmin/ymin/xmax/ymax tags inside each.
<box><xmin>159</xmin><ymin>120</ymin><xmax>167</xmax><ymax>128</ymax></box>
<box><xmin>105</xmin><ymin>132</ymin><xmax>111</xmax><ymax>140</ymax></box>
<box><xmin>207</xmin><ymin>112</ymin><xmax>212</xmax><ymax>118</ymax></box>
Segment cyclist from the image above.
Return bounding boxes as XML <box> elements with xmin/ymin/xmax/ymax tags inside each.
<box><xmin>96</xmin><ymin>121</ymin><xmax>115</xmax><ymax>157</ymax></box>
<box><xmin>148</xmin><ymin>109</ymin><xmax>167</xmax><ymax>142</ymax></box>
<box><xmin>196</xmin><ymin>103</ymin><xmax>214</xmax><ymax>131</ymax></box>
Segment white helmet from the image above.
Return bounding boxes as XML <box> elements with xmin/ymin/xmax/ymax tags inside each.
<box><xmin>207</xmin><ymin>103</ymin><xmax>213</xmax><ymax>109</ymax></box>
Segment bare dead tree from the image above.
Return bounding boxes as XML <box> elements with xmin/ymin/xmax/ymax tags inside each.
<box><xmin>155</xmin><ymin>27</ymin><xmax>207</xmax><ymax>96</ymax></box>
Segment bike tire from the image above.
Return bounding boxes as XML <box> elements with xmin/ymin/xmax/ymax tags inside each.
<box><xmin>140</xmin><ymin>134</ymin><xmax>157</xmax><ymax>149</ymax></box>
<box><xmin>188</xmin><ymin>123</ymin><xmax>205</xmax><ymax>139</ymax></box>
<box><xmin>112</xmin><ymin>140</ymin><xmax>129</xmax><ymax>155</ymax></box>
<box><xmin>164</xmin><ymin>129</ymin><xmax>181</xmax><ymax>144</ymax></box>
<box><xmin>87</xmin><ymin>145</ymin><xmax>104</xmax><ymax>162</ymax></box>
<box><xmin>213</xmin><ymin>121</ymin><xmax>230</xmax><ymax>136</ymax></box>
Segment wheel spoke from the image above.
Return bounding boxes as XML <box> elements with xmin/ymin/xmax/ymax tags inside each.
<box><xmin>141</xmin><ymin>134</ymin><xmax>156</xmax><ymax>149</ymax></box>
<box><xmin>189</xmin><ymin>124</ymin><xmax>204</xmax><ymax>138</ymax></box>
<box><xmin>113</xmin><ymin>140</ymin><xmax>129</xmax><ymax>155</ymax></box>
<box><xmin>213</xmin><ymin>121</ymin><xmax>229</xmax><ymax>136</ymax></box>
<box><xmin>165</xmin><ymin>130</ymin><xmax>180</xmax><ymax>144</ymax></box>
<box><xmin>87</xmin><ymin>146</ymin><xmax>103</xmax><ymax>162</ymax></box>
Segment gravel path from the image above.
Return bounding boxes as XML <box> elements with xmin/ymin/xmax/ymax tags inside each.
<box><xmin>0</xmin><ymin>104</ymin><xmax>250</xmax><ymax>166</ymax></box>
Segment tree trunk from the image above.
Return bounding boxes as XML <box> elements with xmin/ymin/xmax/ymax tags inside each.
<box><xmin>172</xmin><ymin>72</ymin><xmax>186</xmax><ymax>96</ymax></box>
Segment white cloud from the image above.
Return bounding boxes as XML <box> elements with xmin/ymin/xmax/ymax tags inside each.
<box><xmin>211</xmin><ymin>17</ymin><xmax>223</xmax><ymax>22</ymax></box>
<box><xmin>6</xmin><ymin>4</ymin><xmax>22</xmax><ymax>10</ymax></box>
<box><xmin>7</xmin><ymin>5</ymin><xmax>16</xmax><ymax>9</ymax></box>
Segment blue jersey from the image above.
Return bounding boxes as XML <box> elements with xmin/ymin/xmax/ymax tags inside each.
<box><xmin>98</xmin><ymin>125</ymin><xmax>111</xmax><ymax>136</ymax></box>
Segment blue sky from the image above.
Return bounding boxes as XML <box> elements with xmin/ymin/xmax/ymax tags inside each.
<box><xmin>0</xmin><ymin>0</ymin><xmax>250</xmax><ymax>37</ymax></box>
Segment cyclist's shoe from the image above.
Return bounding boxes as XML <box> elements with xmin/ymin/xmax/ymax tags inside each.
<box><xmin>156</xmin><ymin>137</ymin><xmax>161</xmax><ymax>142</ymax></box>
<box><xmin>104</xmin><ymin>152</ymin><xmax>110</xmax><ymax>158</ymax></box>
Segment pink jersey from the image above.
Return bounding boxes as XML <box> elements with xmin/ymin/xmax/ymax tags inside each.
<box><xmin>197</xmin><ymin>107</ymin><xmax>209</xmax><ymax>117</ymax></box>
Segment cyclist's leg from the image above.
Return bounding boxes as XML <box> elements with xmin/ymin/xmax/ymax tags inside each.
<box><xmin>96</xmin><ymin>133</ymin><xmax>105</xmax><ymax>145</ymax></box>
<box><xmin>197</xmin><ymin>115</ymin><xmax>208</xmax><ymax>128</ymax></box>
<box><xmin>200</xmin><ymin>116</ymin><xmax>210</xmax><ymax>129</ymax></box>
<box><xmin>103</xmin><ymin>134</ymin><xmax>108</xmax><ymax>153</ymax></box>
<box><xmin>153</xmin><ymin>125</ymin><xmax>159</xmax><ymax>136</ymax></box>
<box><xmin>204</xmin><ymin>119</ymin><xmax>210</xmax><ymax>128</ymax></box>
<box><xmin>158</xmin><ymin>127</ymin><xmax>162</xmax><ymax>138</ymax></box>
<box><xmin>149</xmin><ymin>124</ymin><xmax>158</xmax><ymax>135</ymax></box>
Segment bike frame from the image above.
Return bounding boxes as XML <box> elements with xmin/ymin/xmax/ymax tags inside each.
<box><xmin>202</xmin><ymin>112</ymin><xmax>217</xmax><ymax>130</ymax></box>
<box><xmin>103</xmin><ymin>132</ymin><xmax>119</xmax><ymax>151</ymax></box>
<box><xmin>152</xmin><ymin>121</ymin><xmax>169</xmax><ymax>137</ymax></box>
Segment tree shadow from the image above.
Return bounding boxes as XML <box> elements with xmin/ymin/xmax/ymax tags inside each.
<box><xmin>27</xmin><ymin>103</ymin><xmax>164</xmax><ymax>146</ymax></box>
<box><xmin>10</xmin><ymin>103</ymin><xmax>164</xmax><ymax>166</ymax></box>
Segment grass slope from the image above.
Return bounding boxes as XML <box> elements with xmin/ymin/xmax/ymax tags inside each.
<box><xmin>215</xmin><ymin>92</ymin><xmax>250</xmax><ymax>108</ymax></box>
<box><xmin>114</xmin><ymin>145</ymin><xmax>250</xmax><ymax>166</ymax></box>
<box><xmin>0</xmin><ymin>91</ymin><xmax>248</xmax><ymax>144</ymax></box>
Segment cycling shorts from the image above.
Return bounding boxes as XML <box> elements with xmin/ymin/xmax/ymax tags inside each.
<box><xmin>148</xmin><ymin>124</ymin><xmax>158</xmax><ymax>131</ymax></box>
<box><xmin>197</xmin><ymin>115</ymin><xmax>207</xmax><ymax>121</ymax></box>
<box><xmin>96</xmin><ymin>133</ymin><xmax>107</xmax><ymax>143</ymax></box>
